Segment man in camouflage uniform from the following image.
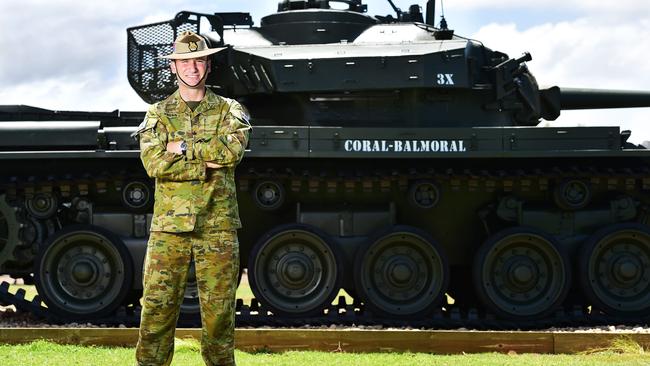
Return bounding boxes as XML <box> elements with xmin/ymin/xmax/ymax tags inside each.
<box><xmin>134</xmin><ymin>31</ymin><xmax>251</xmax><ymax>366</ymax></box>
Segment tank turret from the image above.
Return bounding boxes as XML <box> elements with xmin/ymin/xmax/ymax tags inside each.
<box><xmin>127</xmin><ymin>1</ymin><xmax>650</xmax><ymax>130</ymax></box>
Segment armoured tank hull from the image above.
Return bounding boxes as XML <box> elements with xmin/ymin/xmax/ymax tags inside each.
<box><xmin>2</xmin><ymin>1</ymin><xmax>650</xmax><ymax>328</ymax></box>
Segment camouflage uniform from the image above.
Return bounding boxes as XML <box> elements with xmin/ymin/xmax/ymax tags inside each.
<box><xmin>135</xmin><ymin>88</ymin><xmax>250</xmax><ymax>366</ymax></box>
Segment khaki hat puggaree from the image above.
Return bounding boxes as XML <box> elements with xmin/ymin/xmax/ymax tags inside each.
<box><xmin>160</xmin><ymin>31</ymin><xmax>225</xmax><ymax>59</ymax></box>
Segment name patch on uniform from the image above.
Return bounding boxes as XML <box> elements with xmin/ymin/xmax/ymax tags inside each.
<box><xmin>343</xmin><ymin>139</ymin><xmax>466</xmax><ymax>153</ymax></box>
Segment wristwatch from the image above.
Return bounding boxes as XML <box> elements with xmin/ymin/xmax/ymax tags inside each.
<box><xmin>180</xmin><ymin>140</ymin><xmax>188</xmax><ymax>155</ymax></box>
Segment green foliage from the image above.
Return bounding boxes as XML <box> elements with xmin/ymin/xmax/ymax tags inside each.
<box><xmin>581</xmin><ymin>336</ymin><xmax>647</xmax><ymax>355</ymax></box>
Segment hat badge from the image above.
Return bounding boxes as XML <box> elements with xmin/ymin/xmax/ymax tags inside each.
<box><xmin>188</xmin><ymin>41</ymin><xmax>198</xmax><ymax>52</ymax></box>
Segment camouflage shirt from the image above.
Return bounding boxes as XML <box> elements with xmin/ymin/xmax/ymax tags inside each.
<box><xmin>137</xmin><ymin>88</ymin><xmax>251</xmax><ymax>233</ymax></box>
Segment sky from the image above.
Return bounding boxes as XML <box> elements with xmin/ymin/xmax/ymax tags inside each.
<box><xmin>1</xmin><ymin>0</ymin><xmax>649</xmax><ymax>142</ymax></box>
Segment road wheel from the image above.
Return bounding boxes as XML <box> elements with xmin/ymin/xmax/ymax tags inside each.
<box><xmin>473</xmin><ymin>227</ymin><xmax>570</xmax><ymax>319</ymax></box>
<box><xmin>579</xmin><ymin>223</ymin><xmax>650</xmax><ymax>317</ymax></box>
<box><xmin>354</xmin><ymin>226</ymin><xmax>448</xmax><ymax>318</ymax></box>
<box><xmin>248</xmin><ymin>224</ymin><xmax>342</xmax><ymax>316</ymax></box>
<box><xmin>34</xmin><ymin>225</ymin><xmax>134</xmax><ymax>320</ymax></box>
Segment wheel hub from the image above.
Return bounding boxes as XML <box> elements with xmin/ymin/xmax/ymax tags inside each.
<box><xmin>71</xmin><ymin>260</ymin><xmax>97</xmax><ymax>284</ymax></box>
<box><xmin>34</xmin><ymin>197</ymin><xmax>49</xmax><ymax>210</ymax></box>
<box><xmin>271</xmin><ymin>248</ymin><xmax>318</xmax><ymax>295</ymax></box>
<box><xmin>280</xmin><ymin>256</ymin><xmax>310</xmax><ymax>284</ymax></box>
<box><xmin>409</xmin><ymin>181</ymin><xmax>440</xmax><ymax>209</ymax></box>
<box><xmin>493</xmin><ymin>251</ymin><xmax>545</xmax><ymax>300</ymax></box>
<box><xmin>262</xmin><ymin>188</ymin><xmax>277</xmax><ymax>201</ymax></box>
<box><xmin>253</xmin><ymin>181</ymin><xmax>285</xmax><ymax>210</ymax></box>
<box><xmin>26</xmin><ymin>193</ymin><xmax>59</xmax><ymax>219</ymax></box>
<box><xmin>503</xmin><ymin>256</ymin><xmax>538</xmax><ymax>292</ymax></box>
<box><xmin>373</xmin><ymin>249</ymin><xmax>424</xmax><ymax>299</ymax></box>
<box><xmin>388</xmin><ymin>261</ymin><xmax>413</xmax><ymax>285</ymax></box>
<box><xmin>56</xmin><ymin>245</ymin><xmax>112</xmax><ymax>299</ymax></box>
<box><xmin>554</xmin><ymin>179</ymin><xmax>591</xmax><ymax>210</ymax></box>
<box><xmin>565</xmin><ymin>183</ymin><xmax>586</xmax><ymax>204</ymax></box>
<box><xmin>612</xmin><ymin>257</ymin><xmax>640</xmax><ymax>283</ymax></box>
<box><xmin>129</xmin><ymin>189</ymin><xmax>144</xmax><ymax>202</ymax></box>
<box><xmin>511</xmin><ymin>263</ymin><xmax>534</xmax><ymax>285</ymax></box>
<box><xmin>122</xmin><ymin>181</ymin><xmax>151</xmax><ymax>210</ymax></box>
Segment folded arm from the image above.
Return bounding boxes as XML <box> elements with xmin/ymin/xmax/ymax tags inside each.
<box><xmin>193</xmin><ymin>101</ymin><xmax>251</xmax><ymax>168</ymax></box>
<box><xmin>137</xmin><ymin>109</ymin><xmax>207</xmax><ymax>181</ymax></box>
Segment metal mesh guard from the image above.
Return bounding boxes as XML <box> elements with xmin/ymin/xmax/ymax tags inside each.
<box><xmin>127</xmin><ymin>18</ymin><xmax>199</xmax><ymax>104</ymax></box>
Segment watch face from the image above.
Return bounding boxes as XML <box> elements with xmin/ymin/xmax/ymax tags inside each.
<box><xmin>181</xmin><ymin>141</ymin><xmax>188</xmax><ymax>149</ymax></box>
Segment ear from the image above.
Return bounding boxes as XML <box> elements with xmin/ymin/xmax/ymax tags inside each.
<box><xmin>207</xmin><ymin>59</ymin><xmax>212</xmax><ymax>74</ymax></box>
<box><xmin>169</xmin><ymin>60</ymin><xmax>177</xmax><ymax>75</ymax></box>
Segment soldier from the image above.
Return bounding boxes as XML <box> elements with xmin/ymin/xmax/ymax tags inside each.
<box><xmin>134</xmin><ymin>30</ymin><xmax>251</xmax><ymax>366</ymax></box>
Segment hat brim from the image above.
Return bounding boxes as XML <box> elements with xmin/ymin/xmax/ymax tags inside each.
<box><xmin>159</xmin><ymin>47</ymin><xmax>226</xmax><ymax>60</ymax></box>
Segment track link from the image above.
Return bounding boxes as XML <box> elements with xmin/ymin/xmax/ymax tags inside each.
<box><xmin>2</xmin><ymin>282</ymin><xmax>648</xmax><ymax>329</ymax></box>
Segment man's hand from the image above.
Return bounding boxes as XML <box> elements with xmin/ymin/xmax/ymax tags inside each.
<box><xmin>206</xmin><ymin>162</ymin><xmax>224</xmax><ymax>169</ymax></box>
<box><xmin>166</xmin><ymin>141</ymin><xmax>183</xmax><ymax>154</ymax></box>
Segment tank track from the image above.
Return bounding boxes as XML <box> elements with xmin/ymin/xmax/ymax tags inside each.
<box><xmin>1</xmin><ymin>282</ymin><xmax>649</xmax><ymax>329</ymax></box>
<box><xmin>2</xmin><ymin>162</ymin><xmax>650</xmax><ymax>329</ymax></box>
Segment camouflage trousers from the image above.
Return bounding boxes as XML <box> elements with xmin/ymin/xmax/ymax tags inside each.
<box><xmin>135</xmin><ymin>229</ymin><xmax>239</xmax><ymax>366</ymax></box>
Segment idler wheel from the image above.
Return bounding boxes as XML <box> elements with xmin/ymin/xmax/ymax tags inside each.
<box><xmin>34</xmin><ymin>225</ymin><xmax>134</xmax><ymax>320</ymax></box>
<box><xmin>579</xmin><ymin>223</ymin><xmax>650</xmax><ymax>317</ymax></box>
<box><xmin>354</xmin><ymin>226</ymin><xmax>448</xmax><ymax>318</ymax></box>
<box><xmin>473</xmin><ymin>227</ymin><xmax>570</xmax><ymax>319</ymax></box>
<box><xmin>248</xmin><ymin>224</ymin><xmax>342</xmax><ymax>316</ymax></box>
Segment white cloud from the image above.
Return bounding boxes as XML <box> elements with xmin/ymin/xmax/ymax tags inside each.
<box><xmin>446</xmin><ymin>0</ymin><xmax>650</xmax><ymax>14</ymax></box>
<box><xmin>0</xmin><ymin>1</ymin><xmax>282</xmax><ymax>111</ymax></box>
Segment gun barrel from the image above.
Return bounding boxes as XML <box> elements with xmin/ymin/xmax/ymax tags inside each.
<box><xmin>560</xmin><ymin>87</ymin><xmax>650</xmax><ymax>110</ymax></box>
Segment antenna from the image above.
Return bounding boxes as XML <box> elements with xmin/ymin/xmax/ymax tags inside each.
<box><xmin>439</xmin><ymin>0</ymin><xmax>448</xmax><ymax>30</ymax></box>
<box><xmin>431</xmin><ymin>0</ymin><xmax>454</xmax><ymax>40</ymax></box>
<box><xmin>386</xmin><ymin>0</ymin><xmax>403</xmax><ymax>19</ymax></box>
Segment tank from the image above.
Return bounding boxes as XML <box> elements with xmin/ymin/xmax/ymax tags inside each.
<box><xmin>2</xmin><ymin>0</ymin><xmax>650</xmax><ymax>327</ymax></box>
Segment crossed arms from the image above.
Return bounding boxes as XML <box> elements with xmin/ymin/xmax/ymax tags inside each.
<box><xmin>138</xmin><ymin>102</ymin><xmax>251</xmax><ymax>181</ymax></box>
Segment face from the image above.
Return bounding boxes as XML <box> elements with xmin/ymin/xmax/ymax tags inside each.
<box><xmin>170</xmin><ymin>56</ymin><xmax>211</xmax><ymax>88</ymax></box>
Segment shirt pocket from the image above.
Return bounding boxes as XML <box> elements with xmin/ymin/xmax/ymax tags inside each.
<box><xmin>168</xmin><ymin>130</ymin><xmax>190</xmax><ymax>142</ymax></box>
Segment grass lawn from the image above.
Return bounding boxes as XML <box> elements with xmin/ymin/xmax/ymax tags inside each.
<box><xmin>3</xmin><ymin>277</ymin><xmax>648</xmax><ymax>366</ymax></box>
<box><xmin>0</xmin><ymin>338</ymin><xmax>648</xmax><ymax>366</ymax></box>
